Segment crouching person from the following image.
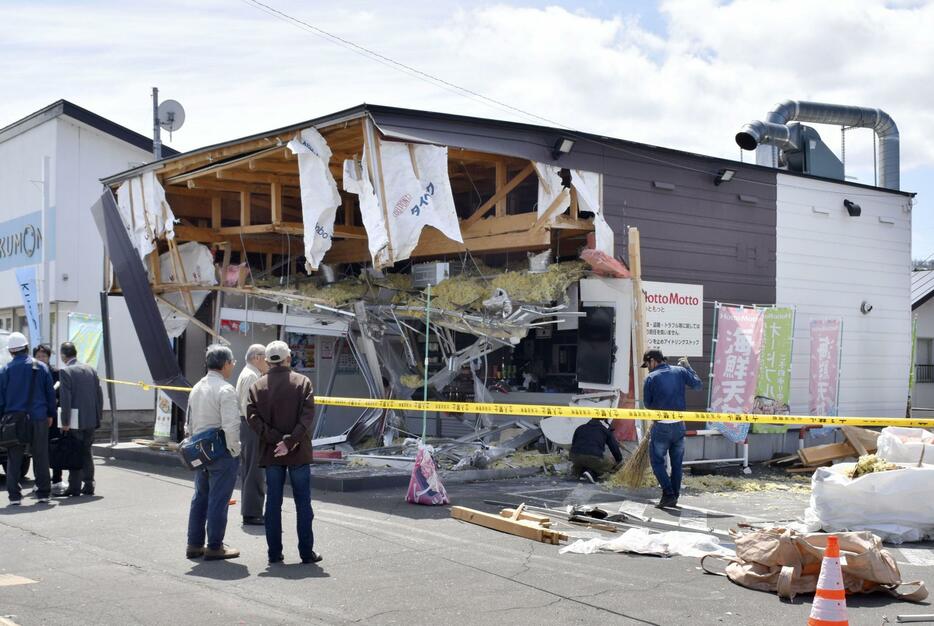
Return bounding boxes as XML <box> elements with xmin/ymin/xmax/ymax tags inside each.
<box><xmin>247</xmin><ymin>341</ymin><xmax>320</xmax><ymax>565</ymax></box>
<box><xmin>569</xmin><ymin>418</ymin><xmax>623</xmax><ymax>483</ymax></box>
<box><xmin>186</xmin><ymin>345</ymin><xmax>241</xmax><ymax>560</ymax></box>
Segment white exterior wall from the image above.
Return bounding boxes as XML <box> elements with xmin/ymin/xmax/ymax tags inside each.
<box><xmin>912</xmin><ymin>298</ymin><xmax>934</xmax><ymax>410</ymax></box>
<box><xmin>776</xmin><ymin>173</ymin><xmax>912</xmax><ymax>417</ymax></box>
<box><xmin>0</xmin><ymin>115</ymin><xmax>156</xmax><ymax>410</ymax></box>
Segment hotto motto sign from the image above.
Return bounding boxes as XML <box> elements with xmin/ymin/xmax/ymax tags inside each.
<box><xmin>643</xmin><ymin>281</ymin><xmax>704</xmax><ymax>357</ymax></box>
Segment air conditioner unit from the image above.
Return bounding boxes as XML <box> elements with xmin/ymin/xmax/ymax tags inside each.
<box><xmin>411</xmin><ymin>262</ymin><xmax>450</xmax><ymax>288</ymax></box>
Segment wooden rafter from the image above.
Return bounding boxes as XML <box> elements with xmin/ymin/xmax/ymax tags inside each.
<box><xmin>162</xmin><ymin>143</ymin><xmax>287</xmax><ymax>185</ymax></box>
<box><xmin>461</xmin><ymin>163</ymin><xmax>535</xmax><ymax>229</ymax></box>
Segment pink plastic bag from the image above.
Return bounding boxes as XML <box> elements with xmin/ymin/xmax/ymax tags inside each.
<box><xmin>406</xmin><ymin>445</ymin><xmax>449</xmax><ymax>506</ymax></box>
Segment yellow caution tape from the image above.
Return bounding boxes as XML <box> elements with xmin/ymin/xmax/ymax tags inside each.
<box><xmin>102</xmin><ymin>378</ymin><xmax>194</xmax><ymax>393</ymax></box>
<box><xmin>101</xmin><ymin>378</ymin><xmax>934</xmax><ymax>429</ymax></box>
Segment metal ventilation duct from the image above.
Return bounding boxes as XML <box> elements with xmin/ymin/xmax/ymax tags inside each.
<box><xmin>736</xmin><ymin>100</ymin><xmax>900</xmax><ymax>190</ymax></box>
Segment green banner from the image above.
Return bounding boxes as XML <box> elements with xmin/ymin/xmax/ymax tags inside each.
<box><xmin>67</xmin><ymin>312</ymin><xmax>103</xmax><ymax>368</ymax></box>
<box><xmin>752</xmin><ymin>307</ymin><xmax>795</xmax><ymax>433</ymax></box>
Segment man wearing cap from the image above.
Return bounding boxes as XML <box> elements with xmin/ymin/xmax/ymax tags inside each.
<box><xmin>642</xmin><ymin>349</ymin><xmax>703</xmax><ymax>508</ymax></box>
<box><xmin>247</xmin><ymin>340</ymin><xmax>320</xmax><ymax>565</ymax></box>
<box><xmin>1</xmin><ymin>332</ymin><xmax>57</xmax><ymax>506</ymax></box>
<box><xmin>236</xmin><ymin>344</ymin><xmax>268</xmax><ymax>526</ymax></box>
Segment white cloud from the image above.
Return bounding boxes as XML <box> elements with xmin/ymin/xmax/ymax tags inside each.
<box><xmin>1</xmin><ymin>0</ymin><xmax>931</xmax><ymax>185</ymax></box>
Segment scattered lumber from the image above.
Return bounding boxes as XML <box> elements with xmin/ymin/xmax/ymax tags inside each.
<box><xmin>452</xmin><ymin>504</ymin><xmax>567</xmax><ymax>545</ymax></box>
<box><xmin>499</xmin><ymin>508</ymin><xmax>552</xmax><ymax>528</ymax></box>
<box><xmin>797</xmin><ymin>442</ymin><xmax>858</xmax><ymax>467</ymax></box>
<box><xmin>841</xmin><ymin>425</ymin><xmax>880</xmax><ymax>457</ymax></box>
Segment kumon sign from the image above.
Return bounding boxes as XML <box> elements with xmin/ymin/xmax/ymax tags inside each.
<box><xmin>642</xmin><ymin>281</ymin><xmax>704</xmax><ymax>357</ymax></box>
<box><xmin>0</xmin><ymin>211</ymin><xmax>52</xmax><ymax>272</ymax></box>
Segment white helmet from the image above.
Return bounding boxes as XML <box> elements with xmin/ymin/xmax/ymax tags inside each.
<box><xmin>7</xmin><ymin>332</ymin><xmax>28</xmax><ymax>351</ymax></box>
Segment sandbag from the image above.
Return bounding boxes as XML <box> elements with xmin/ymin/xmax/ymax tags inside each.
<box><xmin>804</xmin><ymin>463</ymin><xmax>934</xmax><ymax>543</ymax></box>
<box><xmin>701</xmin><ymin>528</ymin><xmax>926</xmax><ymax>602</ymax></box>
<box><xmin>877</xmin><ymin>426</ymin><xmax>934</xmax><ymax>464</ymax></box>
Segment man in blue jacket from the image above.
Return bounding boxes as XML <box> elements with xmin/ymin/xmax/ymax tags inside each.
<box><xmin>1</xmin><ymin>332</ymin><xmax>57</xmax><ymax>506</ymax></box>
<box><xmin>642</xmin><ymin>349</ymin><xmax>703</xmax><ymax>508</ymax></box>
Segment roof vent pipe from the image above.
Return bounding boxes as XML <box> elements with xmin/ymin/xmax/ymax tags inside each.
<box><xmin>736</xmin><ymin>100</ymin><xmax>899</xmax><ymax>190</ymax></box>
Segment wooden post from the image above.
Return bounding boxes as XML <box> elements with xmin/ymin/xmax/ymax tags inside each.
<box><xmin>343</xmin><ymin>194</ymin><xmax>355</xmax><ymax>226</ymax></box>
<box><xmin>270</xmin><ymin>181</ymin><xmax>282</xmax><ymax>225</ymax></box>
<box><xmin>628</xmin><ymin>226</ymin><xmax>647</xmax><ymax>406</ymax></box>
<box><xmin>211</xmin><ymin>196</ymin><xmax>222</xmax><ymax>230</ymax></box>
<box><xmin>240</xmin><ymin>191</ymin><xmax>251</xmax><ymax>227</ymax></box>
<box><xmin>495</xmin><ymin>162</ymin><xmax>507</xmax><ymax>217</ymax></box>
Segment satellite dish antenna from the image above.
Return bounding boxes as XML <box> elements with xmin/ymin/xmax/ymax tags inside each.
<box><xmin>157</xmin><ymin>99</ymin><xmax>185</xmax><ymax>134</ymax></box>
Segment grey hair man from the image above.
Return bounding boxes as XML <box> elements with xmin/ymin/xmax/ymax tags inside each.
<box><xmin>56</xmin><ymin>341</ymin><xmax>104</xmax><ymax>497</ymax></box>
<box><xmin>185</xmin><ymin>344</ymin><xmax>241</xmax><ymax>561</ymax></box>
<box><xmin>236</xmin><ymin>343</ymin><xmax>268</xmax><ymax>525</ymax></box>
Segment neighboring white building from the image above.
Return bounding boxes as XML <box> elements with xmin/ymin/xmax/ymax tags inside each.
<box><xmin>0</xmin><ymin>100</ymin><xmax>176</xmax><ymax>417</ymax></box>
<box><xmin>776</xmin><ymin>173</ymin><xmax>913</xmax><ymax>417</ymax></box>
<box><xmin>912</xmin><ymin>270</ymin><xmax>934</xmax><ymax>412</ymax></box>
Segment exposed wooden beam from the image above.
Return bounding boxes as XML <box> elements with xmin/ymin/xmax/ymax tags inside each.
<box><xmin>461</xmin><ymin>163</ymin><xmax>535</xmax><ymax>229</ymax></box>
<box><xmin>240</xmin><ymin>191</ymin><xmax>251</xmax><ymax>227</ymax></box>
<box><xmin>495</xmin><ymin>162</ymin><xmax>507</xmax><ymax>217</ymax></box>
<box><xmin>532</xmin><ymin>188</ymin><xmax>571</xmax><ymax>232</ymax></box>
<box><xmin>163</xmin><ymin>143</ymin><xmax>287</xmax><ymax>185</ymax></box>
<box><xmin>211</xmin><ymin>197</ymin><xmax>222</xmax><ymax>229</ymax></box>
<box><xmin>216</xmin><ymin>170</ymin><xmax>301</xmax><ymax>186</ymax></box>
<box><xmin>180</xmin><ymin>178</ymin><xmax>301</xmax><ymax>197</ymax></box>
<box><xmin>158</xmin><ymin>137</ymin><xmax>292</xmax><ymax>177</ymax></box>
<box><xmin>270</xmin><ymin>181</ymin><xmax>282</xmax><ymax>225</ymax></box>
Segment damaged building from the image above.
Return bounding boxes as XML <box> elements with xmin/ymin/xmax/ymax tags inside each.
<box><xmin>93</xmin><ymin>101</ymin><xmax>914</xmax><ymax>465</ymax></box>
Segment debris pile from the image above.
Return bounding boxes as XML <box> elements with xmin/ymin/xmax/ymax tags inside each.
<box><xmin>847</xmin><ymin>453</ymin><xmax>900</xmax><ymax>479</ymax></box>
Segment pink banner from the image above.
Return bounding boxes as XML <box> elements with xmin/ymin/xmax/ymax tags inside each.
<box><xmin>809</xmin><ymin>318</ymin><xmax>842</xmax><ymax>416</ymax></box>
<box><xmin>710</xmin><ymin>306</ymin><xmax>764</xmax><ymax>413</ymax></box>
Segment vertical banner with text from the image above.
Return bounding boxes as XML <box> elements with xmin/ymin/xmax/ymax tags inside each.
<box><xmin>14</xmin><ymin>266</ymin><xmax>41</xmax><ymax>346</ymax></box>
<box><xmin>708</xmin><ymin>305</ymin><xmax>764</xmax><ymax>442</ymax></box>
<box><xmin>752</xmin><ymin>307</ymin><xmax>796</xmax><ymax>434</ymax></box>
<box><xmin>809</xmin><ymin>318</ymin><xmax>843</xmax><ymax>417</ymax></box>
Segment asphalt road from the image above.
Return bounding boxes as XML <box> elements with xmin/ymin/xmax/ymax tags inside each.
<box><xmin>0</xmin><ymin>459</ymin><xmax>931</xmax><ymax>625</ymax></box>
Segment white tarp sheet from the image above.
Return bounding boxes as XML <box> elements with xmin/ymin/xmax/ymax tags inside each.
<box><xmin>803</xmin><ymin>463</ymin><xmax>934</xmax><ymax>543</ymax></box>
<box><xmin>150</xmin><ymin>242</ymin><xmax>217</xmax><ymax>338</ymax></box>
<box><xmin>346</xmin><ymin>137</ymin><xmax>462</xmax><ymax>268</ymax></box>
<box><xmin>877</xmin><ymin>427</ymin><xmax>934</xmax><ymax>464</ymax></box>
<box><xmin>571</xmin><ymin>169</ymin><xmax>614</xmax><ymax>255</ymax></box>
<box><xmin>533</xmin><ymin>164</ymin><xmax>613</xmax><ymax>255</ymax></box>
<box><xmin>288</xmin><ymin>128</ymin><xmax>342</xmax><ymax>272</ymax></box>
<box><xmin>559</xmin><ymin>528</ymin><xmax>734</xmax><ymax>558</ymax></box>
<box><xmin>534</xmin><ymin>163</ymin><xmax>569</xmax><ymax>219</ymax></box>
<box><xmin>116</xmin><ymin>171</ymin><xmax>176</xmax><ymax>260</ymax></box>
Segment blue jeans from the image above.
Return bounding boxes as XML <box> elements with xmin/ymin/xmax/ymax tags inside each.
<box><xmin>265</xmin><ymin>464</ymin><xmax>314</xmax><ymax>560</ymax></box>
<box><xmin>649</xmin><ymin>422</ymin><xmax>685</xmax><ymax>498</ymax></box>
<box><xmin>187</xmin><ymin>454</ymin><xmax>239</xmax><ymax>549</ymax></box>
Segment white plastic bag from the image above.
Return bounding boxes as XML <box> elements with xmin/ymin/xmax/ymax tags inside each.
<box><xmin>559</xmin><ymin>528</ymin><xmax>734</xmax><ymax>558</ymax></box>
<box><xmin>288</xmin><ymin>128</ymin><xmax>341</xmax><ymax>271</ymax></box>
<box><xmin>877</xmin><ymin>426</ymin><xmax>934</xmax><ymax>464</ymax></box>
<box><xmin>804</xmin><ymin>463</ymin><xmax>934</xmax><ymax>543</ymax></box>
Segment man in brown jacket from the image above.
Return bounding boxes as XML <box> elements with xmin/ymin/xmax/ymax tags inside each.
<box><xmin>246</xmin><ymin>340</ymin><xmax>320</xmax><ymax>565</ymax></box>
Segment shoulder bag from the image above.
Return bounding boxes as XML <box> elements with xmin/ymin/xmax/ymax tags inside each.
<box><xmin>0</xmin><ymin>363</ymin><xmax>38</xmax><ymax>449</ymax></box>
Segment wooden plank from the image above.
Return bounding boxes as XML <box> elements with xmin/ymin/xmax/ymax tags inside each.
<box><xmin>499</xmin><ymin>508</ymin><xmax>552</xmax><ymax>527</ymax></box>
<box><xmin>531</xmin><ymin>187</ymin><xmax>571</xmax><ymax>232</ymax></box>
<box><xmin>797</xmin><ymin>441</ymin><xmax>858</xmax><ymax>466</ymax></box>
<box><xmin>451</xmin><ymin>506</ymin><xmax>566</xmax><ymax>545</ymax></box>
<box><xmin>216</xmin><ymin>170</ymin><xmax>301</xmax><ymax>186</ymax></box>
<box><xmin>841</xmin><ymin>425</ymin><xmax>879</xmax><ymax>456</ymax></box>
<box><xmin>462</xmin><ymin>163</ymin><xmax>535</xmax><ymax>229</ymax></box>
<box><xmin>630</xmin><ymin>227</ymin><xmax>648</xmax><ymax>399</ymax></box>
<box><xmin>181</xmin><ymin>179</ymin><xmax>301</xmax><ymax>197</ymax></box>
<box><xmin>211</xmin><ymin>197</ymin><xmax>222</xmax><ymax>230</ymax></box>
<box><xmin>495</xmin><ymin>161</ymin><xmax>507</xmax><ymax>217</ymax></box>
<box><xmin>270</xmin><ymin>181</ymin><xmax>283</xmax><ymax>225</ymax></box>
<box><xmin>240</xmin><ymin>191</ymin><xmax>251</xmax><ymax>227</ymax></box>
<box><xmin>343</xmin><ymin>194</ymin><xmax>355</xmax><ymax>227</ymax></box>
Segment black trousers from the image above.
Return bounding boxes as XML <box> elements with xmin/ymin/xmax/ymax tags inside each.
<box><xmin>67</xmin><ymin>428</ymin><xmax>96</xmax><ymax>492</ymax></box>
<box><xmin>6</xmin><ymin>419</ymin><xmax>50</xmax><ymax>501</ymax></box>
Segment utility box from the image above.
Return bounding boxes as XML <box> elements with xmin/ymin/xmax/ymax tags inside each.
<box><xmin>411</xmin><ymin>262</ymin><xmax>450</xmax><ymax>288</ymax></box>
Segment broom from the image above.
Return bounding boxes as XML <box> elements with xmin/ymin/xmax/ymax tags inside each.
<box><xmin>617</xmin><ymin>422</ymin><xmax>653</xmax><ymax>487</ymax></box>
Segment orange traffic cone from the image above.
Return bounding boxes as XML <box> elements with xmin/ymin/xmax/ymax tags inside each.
<box><xmin>807</xmin><ymin>535</ymin><xmax>849</xmax><ymax>626</ymax></box>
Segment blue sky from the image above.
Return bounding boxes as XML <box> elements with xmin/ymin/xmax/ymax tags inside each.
<box><xmin>1</xmin><ymin>0</ymin><xmax>930</xmax><ymax>258</ymax></box>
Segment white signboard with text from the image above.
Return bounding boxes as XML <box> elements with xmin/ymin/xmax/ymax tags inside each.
<box><xmin>643</xmin><ymin>281</ymin><xmax>704</xmax><ymax>357</ymax></box>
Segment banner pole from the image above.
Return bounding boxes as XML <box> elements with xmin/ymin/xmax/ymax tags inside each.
<box><xmin>421</xmin><ymin>283</ymin><xmax>431</xmax><ymax>440</ymax></box>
